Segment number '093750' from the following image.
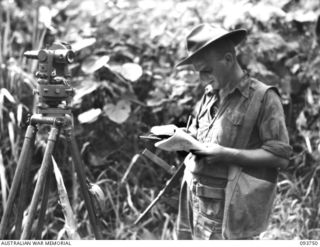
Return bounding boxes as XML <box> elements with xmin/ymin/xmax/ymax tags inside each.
<box><xmin>300</xmin><ymin>241</ymin><xmax>319</xmax><ymax>246</ymax></box>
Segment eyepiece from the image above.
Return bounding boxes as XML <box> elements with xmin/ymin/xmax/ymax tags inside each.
<box><xmin>24</xmin><ymin>50</ymin><xmax>39</xmax><ymax>59</ymax></box>
<box><xmin>53</xmin><ymin>50</ymin><xmax>75</xmax><ymax>64</ymax></box>
<box><xmin>65</xmin><ymin>50</ymin><xmax>75</xmax><ymax>63</ymax></box>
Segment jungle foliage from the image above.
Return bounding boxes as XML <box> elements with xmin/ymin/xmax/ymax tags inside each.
<box><xmin>0</xmin><ymin>0</ymin><xmax>320</xmax><ymax>240</ymax></box>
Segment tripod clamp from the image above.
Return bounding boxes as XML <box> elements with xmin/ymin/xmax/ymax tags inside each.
<box><xmin>30</xmin><ymin>114</ymin><xmax>72</xmax><ymax>129</ymax></box>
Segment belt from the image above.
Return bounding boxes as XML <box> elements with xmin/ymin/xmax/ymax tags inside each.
<box><xmin>191</xmin><ymin>173</ymin><xmax>227</xmax><ymax>188</ymax></box>
<box><xmin>193</xmin><ymin>182</ymin><xmax>225</xmax><ymax>199</ymax></box>
<box><xmin>184</xmin><ymin>170</ymin><xmax>227</xmax><ymax>200</ymax></box>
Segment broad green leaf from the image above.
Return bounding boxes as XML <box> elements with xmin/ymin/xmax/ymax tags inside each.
<box><xmin>81</xmin><ymin>55</ymin><xmax>110</xmax><ymax>74</ymax></box>
<box><xmin>249</xmin><ymin>3</ymin><xmax>286</xmax><ymax>23</ymax></box>
<box><xmin>109</xmin><ymin>63</ymin><xmax>143</xmax><ymax>82</ymax></box>
<box><xmin>71</xmin><ymin>38</ymin><xmax>96</xmax><ymax>52</ymax></box>
<box><xmin>78</xmin><ymin>108</ymin><xmax>102</xmax><ymax>124</ymax></box>
<box><xmin>248</xmin><ymin>61</ymin><xmax>274</xmax><ymax>77</ymax></box>
<box><xmin>287</xmin><ymin>10</ymin><xmax>317</xmax><ymax>23</ymax></box>
<box><xmin>120</xmin><ymin>63</ymin><xmax>143</xmax><ymax>82</ymax></box>
<box><xmin>103</xmin><ymin>99</ymin><xmax>131</xmax><ymax>124</ymax></box>
<box><xmin>262</xmin><ymin>0</ymin><xmax>291</xmax><ymax>8</ymax></box>
<box><xmin>39</xmin><ymin>6</ymin><xmax>52</xmax><ymax>28</ymax></box>
<box><xmin>253</xmin><ymin>33</ymin><xmax>286</xmax><ymax>53</ymax></box>
<box><xmin>146</xmin><ymin>88</ymin><xmax>168</xmax><ymax>107</ymax></box>
<box><xmin>220</xmin><ymin>1</ymin><xmax>252</xmax><ymax>29</ymax></box>
<box><xmin>73</xmin><ymin>81</ymin><xmax>99</xmax><ymax>104</ymax></box>
<box><xmin>150</xmin><ymin>22</ymin><xmax>167</xmax><ymax>39</ymax></box>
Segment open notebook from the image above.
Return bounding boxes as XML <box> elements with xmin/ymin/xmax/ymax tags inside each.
<box><xmin>150</xmin><ymin>124</ymin><xmax>206</xmax><ymax>152</ymax></box>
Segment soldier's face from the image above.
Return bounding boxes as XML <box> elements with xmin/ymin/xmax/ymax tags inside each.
<box><xmin>191</xmin><ymin>48</ymin><xmax>227</xmax><ymax>90</ymax></box>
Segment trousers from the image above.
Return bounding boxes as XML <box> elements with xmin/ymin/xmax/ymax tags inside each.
<box><xmin>176</xmin><ymin>170</ymin><xmax>226</xmax><ymax>240</ymax></box>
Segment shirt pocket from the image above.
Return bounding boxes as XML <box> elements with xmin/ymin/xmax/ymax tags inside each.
<box><xmin>218</xmin><ymin>109</ymin><xmax>244</xmax><ymax>146</ymax></box>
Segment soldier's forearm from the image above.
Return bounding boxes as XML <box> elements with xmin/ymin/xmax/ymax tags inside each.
<box><xmin>220</xmin><ymin>147</ymin><xmax>289</xmax><ymax>169</ymax></box>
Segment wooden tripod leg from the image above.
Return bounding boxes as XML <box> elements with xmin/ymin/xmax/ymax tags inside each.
<box><xmin>35</xmin><ymin>130</ymin><xmax>61</xmax><ymax>239</ymax></box>
<box><xmin>20</xmin><ymin>126</ymin><xmax>60</xmax><ymax>240</ymax></box>
<box><xmin>34</xmin><ymin>163</ymin><xmax>53</xmax><ymax>239</ymax></box>
<box><xmin>0</xmin><ymin>124</ymin><xmax>37</xmax><ymax>239</ymax></box>
<box><xmin>14</xmin><ymin>139</ymin><xmax>35</xmax><ymax>239</ymax></box>
<box><xmin>67</xmin><ymin>132</ymin><xmax>102</xmax><ymax>240</ymax></box>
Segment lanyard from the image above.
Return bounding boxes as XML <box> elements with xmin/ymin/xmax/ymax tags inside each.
<box><xmin>204</xmin><ymin>94</ymin><xmax>234</xmax><ymax>140</ymax></box>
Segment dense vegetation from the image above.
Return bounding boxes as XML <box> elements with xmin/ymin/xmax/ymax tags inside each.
<box><xmin>0</xmin><ymin>0</ymin><xmax>320</xmax><ymax>240</ymax></box>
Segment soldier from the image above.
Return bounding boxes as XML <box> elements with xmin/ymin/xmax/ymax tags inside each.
<box><xmin>175</xmin><ymin>24</ymin><xmax>292</xmax><ymax>240</ymax></box>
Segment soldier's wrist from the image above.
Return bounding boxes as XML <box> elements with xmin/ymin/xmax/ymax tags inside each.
<box><xmin>220</xmin><ymin>146</ymin><xmax>239</xmax><ymax>163</ymax></box>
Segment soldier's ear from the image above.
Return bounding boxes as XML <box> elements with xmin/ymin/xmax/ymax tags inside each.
<box><xmin>223</xmin><ymin>52</ymin><xmax>234</xmax><ymax>66</ymax></box>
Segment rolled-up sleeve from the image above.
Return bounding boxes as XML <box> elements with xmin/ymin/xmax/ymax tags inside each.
<box><xmin>257</xmin><ymin>89</ymin><xmax>292</xmax><ymax>159</ymax></box>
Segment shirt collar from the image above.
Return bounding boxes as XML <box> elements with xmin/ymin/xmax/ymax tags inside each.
<box><xmin>221</xmin><ymin>71</ymin><xmax>250</xmax><ymax>99</ymax></box>
<box><xmin>204</xmin><ymin>71</ymin><xmax>250</xmax><ymax>98</ymax></box>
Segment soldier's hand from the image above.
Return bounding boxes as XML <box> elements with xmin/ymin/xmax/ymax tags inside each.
<box><xmin>179</xmin><ymin>127</ymin><xmax>189</xmax><ymax>133</ymax></box>
<box><xmin>192</xmin><ymin>143</ymin><xmax>224</xmax><ymax>162</ymax></box>
<box><xmin>179</xmin><ymin>127</ymin><xmax>197</xmax><ymax>138</ymax></box>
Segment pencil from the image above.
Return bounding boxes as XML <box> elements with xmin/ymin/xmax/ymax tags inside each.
<box><xmin>186</xmin><ymin>115</ymin><xmax>192</xmax><ymax>132</ymax></box>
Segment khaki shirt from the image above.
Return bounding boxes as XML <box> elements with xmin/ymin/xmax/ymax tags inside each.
<box><xmin>185</xmin><ymin>75</ymin><xmax>291</xmax><ymax>181</ymax></box>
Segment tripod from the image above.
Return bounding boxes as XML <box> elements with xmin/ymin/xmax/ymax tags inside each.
<box><xmin>0</xmin><ymin>43</ymin><xmax>102</xmax><ymax>239</ymax></box>
<box><xmin>0</xmin><ymin>113</ymin><xmax>102</xmax><ymax>239</ymax></box>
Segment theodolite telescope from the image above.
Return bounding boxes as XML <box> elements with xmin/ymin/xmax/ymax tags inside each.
<box><xmin>24</xmin><ymin>42</ymin><xmax>75</xmax><ymax>113</ymax></box>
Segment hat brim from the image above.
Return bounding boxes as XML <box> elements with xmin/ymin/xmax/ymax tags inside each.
<box><xmin>176</xmin><ymin>29</ymin><xmax>247</xmax><ymax>67</ymax></box>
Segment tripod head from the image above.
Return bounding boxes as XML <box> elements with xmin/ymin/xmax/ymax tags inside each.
<box><xmin>24</xmin><ymin>42</ymin><xmax>75</xmax><ymax>115</ymax></box>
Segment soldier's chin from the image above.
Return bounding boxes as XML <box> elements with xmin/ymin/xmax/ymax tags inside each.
<box><xmin>210</xmin><ymin>80</ymin><xmax>219</xmax><ymax>89</ymax></box>
<box><xmin>201</xmin><ymin>79</ymin><xmax>215</xmax><ymax>84</ymax></box>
